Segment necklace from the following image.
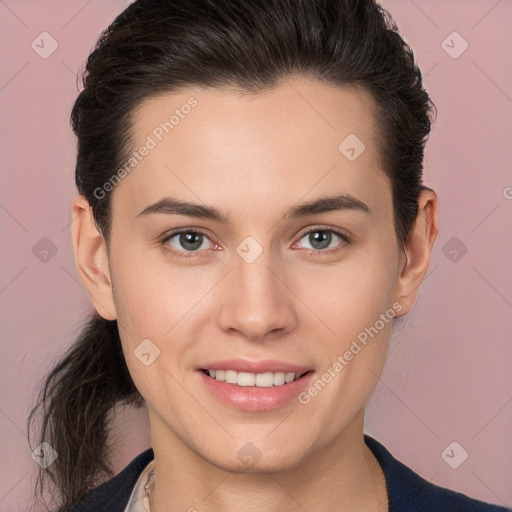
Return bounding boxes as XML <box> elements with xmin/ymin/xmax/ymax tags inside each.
<box><xmin>145</xmin><ymin>468</ymin><xmax>155</xmax><ymax>496</ymax></box>
<box><xmin>143</xmin><ymin>467</ymin><xmax>155</xmax><ymax>511</ymax></box>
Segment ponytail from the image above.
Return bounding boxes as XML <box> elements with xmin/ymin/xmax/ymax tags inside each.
<box><xmin>27</xmin><ymin>313</ymin><xmax>144</xmax><ymax>511</ymax></box>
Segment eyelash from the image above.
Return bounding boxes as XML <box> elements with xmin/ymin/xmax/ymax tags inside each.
<box><xmin>158</xmin><ymin>226</ymin><xmax>350</xmax><ymax>259</ymax></box>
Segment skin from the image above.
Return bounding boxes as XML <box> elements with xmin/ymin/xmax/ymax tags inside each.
<box><xmin>71</xmin><ymin>77</ymin><xmax>438</xmax><ymax>511</ymax></box>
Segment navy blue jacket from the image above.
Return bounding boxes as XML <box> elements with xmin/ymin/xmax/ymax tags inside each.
<box><xmin>68</xmin><ymin>435</ymin><xmax>510</xmax><ymax>511</ymax></box>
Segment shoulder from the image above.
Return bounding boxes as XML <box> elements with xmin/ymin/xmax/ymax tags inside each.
<box><xmin>66</xmin><ymin>448</ymin><xmax>154</xmax><ymax>512</ymax></box>
<box><xmin>364</xmin><ymin>435</ymin><xmax>511</xmax><ymax>512</ymax></box>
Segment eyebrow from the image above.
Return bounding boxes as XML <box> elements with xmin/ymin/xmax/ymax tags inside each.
<box><xmin>136</xmin><ymin>194</ymin><xmax>371</xmax><ymax>223</ymax></box>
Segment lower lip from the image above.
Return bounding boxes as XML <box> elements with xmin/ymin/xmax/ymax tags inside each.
<box><xmin>196</xmin><ymin>370</ymin><xmax>316</xmax><ymax>411</ymax></box>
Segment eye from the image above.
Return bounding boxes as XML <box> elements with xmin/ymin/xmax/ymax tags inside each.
<box><xmin>293</xmin><ymin>228</ymin><xmax>349</xmax><ymax>254</ymax></box>
<box><xmin>159</xmin><ymin>226</ymin><xmax>350</xmax><ymax>259</ymax></box>
<box><xmin>160</xmin><ymin>229</ymin><xmax>218</xmax><ymax>257</ymax></box>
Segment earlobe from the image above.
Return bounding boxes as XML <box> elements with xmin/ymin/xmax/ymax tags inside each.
<box><xmin>71</xmin><ymin>195</ymin><xmax>117</xmax><ymax>321</ymax></box>
<box><xmin>394</xmin><ymin>188</ymin><xmax>438</xmax><ymax>317</ymax></box>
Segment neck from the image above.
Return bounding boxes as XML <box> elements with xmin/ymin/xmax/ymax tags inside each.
<box><xmin>147</xmin><ymin>409</ymin><xmax>388</xmax><ymax>512</ymax></box>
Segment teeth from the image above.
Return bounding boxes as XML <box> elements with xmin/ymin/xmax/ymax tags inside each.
<box><xmin>206</xmin><ymin>369</ymin><xmax>302</xmax><ymax>387</ymax></box>
<box><xmin>225</xmin><ymin>370</ymin><xmax>238</xmax><ymax>384</ymax></box>
<box><xmin>238</xmin><ymin>371</ymin><xmax>255</xmax><ymax>386</ymax></box>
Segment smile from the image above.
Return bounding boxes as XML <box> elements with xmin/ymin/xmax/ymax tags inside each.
<box><xmin>201</xmin><ymin>369</ymin><xmax>311</xmax><ymax>387</ymax></box>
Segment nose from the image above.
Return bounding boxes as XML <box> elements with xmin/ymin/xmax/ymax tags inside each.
<box><xmin>216</xmin><ymin>249</ymin><xmax>298</xmax><ymax>342</ymax></box>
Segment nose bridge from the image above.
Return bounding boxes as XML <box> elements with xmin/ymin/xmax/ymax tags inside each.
<box><xmin>216</xmin><ymin>241</ymin><xmax>296</xmax><ymax>340</ymax></box>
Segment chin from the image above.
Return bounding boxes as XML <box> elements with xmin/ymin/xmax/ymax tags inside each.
<box><xmin>202</xmin><ymin>445</ymin><xmax>306</xmax><ymax>475</ymax></box>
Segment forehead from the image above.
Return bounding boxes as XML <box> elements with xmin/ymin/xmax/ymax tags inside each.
<box><xmin>112</xmin><ymin>77</ymin><xmax>391</xmax><ymax>221</ymax></box>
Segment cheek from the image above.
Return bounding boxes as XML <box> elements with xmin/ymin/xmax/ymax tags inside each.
<box><xmin>301</xmin><ymin>256</ymin><xmax>397</xmax><ymax>416</ymax></box>
<box><xmin>110</xmin><ymin>249</ymin><xmax>208</xmax><ymax>368</ymax></box>
<box><xmin>304</xmin><ymin>240</ymin><xmax>399</xmax><ymax>373</ymax></box>
<box><xmin>111</xmin><ymin>261</ymin><xmax>190</xmax><ymax>405</ymax></box>
<box><xmin>311</xmin><ymin>242</ymin><xmax>398</xmax><ymax>322</ymax></box>
<box><xmin>110</xmin><ymin>239</ymin><xmax>177</xmax><ymax>327</ymax></box>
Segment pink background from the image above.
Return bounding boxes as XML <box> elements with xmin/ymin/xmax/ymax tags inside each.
<box><xmin>1</xmin><ymin>0</ymin><xmax>511</xmax><ymax>510</ymax></box>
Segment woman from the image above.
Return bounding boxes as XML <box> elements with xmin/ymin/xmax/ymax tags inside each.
<box><xmin>27</xmin><ymin>0</ymin><xmax>510</xmax><ymax>511</ymax></box>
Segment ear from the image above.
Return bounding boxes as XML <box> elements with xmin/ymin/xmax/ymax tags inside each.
<box><xmin>394</xmin><ymin>188</ymin><xmax>438</xmax><ymax>317</ymax></box>
<box><xmin>71</xmin><ymin>195</ymin><xmax>117</xmax><ymax>320</ymax></box>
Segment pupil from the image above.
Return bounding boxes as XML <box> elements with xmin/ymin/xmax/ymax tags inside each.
<box><xmin>310</xmin><ymin>231</ymin><xmax>330</xmax><ymax>250</ymax></box>
<box><xmin>180</xmin><ymin>232</ymin><xmax>202</xmax><ymax>250</ymax></box>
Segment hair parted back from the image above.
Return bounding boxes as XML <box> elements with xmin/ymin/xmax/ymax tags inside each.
<box><xmin>27</xmin><ymin>0</ymin><xmax>435</xmax><ymax>509</ymax></box>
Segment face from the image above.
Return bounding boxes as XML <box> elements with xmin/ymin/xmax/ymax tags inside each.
<box><xmin>101</xmin><ymin>77</ymin><xmax>406</xmax><ymax>471</ymax></box>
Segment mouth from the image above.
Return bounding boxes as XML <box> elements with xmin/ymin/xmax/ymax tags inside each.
<box><xmin>197</xmin><ymin>363</ymin><xmax>317</xmax><ymax>411</ymax></box>
<box><xmin>200</xmin><ymin>368</ymin><xmax>314</xmax><ymax>387</ymax></box>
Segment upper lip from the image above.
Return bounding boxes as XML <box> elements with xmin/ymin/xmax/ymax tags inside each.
<box><xmin>198</xmin><ymin>359</ymin><xmax>312</xmax><ymax>375</ymax></box>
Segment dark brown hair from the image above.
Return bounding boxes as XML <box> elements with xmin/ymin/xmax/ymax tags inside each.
<box><xmin>27</xmin><ymin>0</ymin><xmax>435</xmax><ymax>509</ymax></box>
